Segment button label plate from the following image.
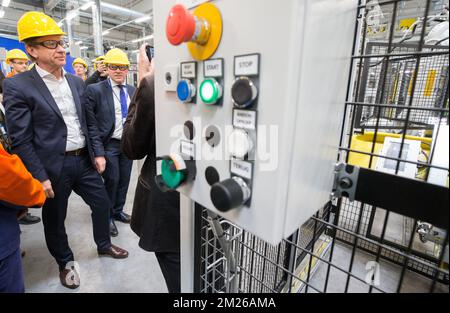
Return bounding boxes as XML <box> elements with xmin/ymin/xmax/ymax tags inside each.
<box><xmin>230</xmin><ymin>158</ymin><xmax>253</xmax><ymax>180</ymax></box>
<box><xmin>181</xmin><ymin>62</ymin><xmax>196</xmax><ymax>79</ymax></box>
<box><xmin>233</xmin><ymin>109</ymin><xmax>257</xmax><ymax>130</ymax></box>
<box><xmin>235</xmin><ymin>54</ymin><xmax>260</xmax><ymax>76</ymax></box>
<box><xmin>204</xmin><ymin>58</ymin><xmax>223</xmax><ymax>78</ymax></box>
<box><xmin>180</xmin><ymin>140</ymin><xmax>195</xmax><ymax>158</ymax></box>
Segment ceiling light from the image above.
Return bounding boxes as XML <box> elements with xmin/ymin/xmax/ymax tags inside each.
<box><xmin>80</xmin><ymin>46</ymin><xmax>88</xmax><ymax>50</ymax></box>
<box><xmin>0</xmin><ymin>10</ymin><xmax>4</xmax><ymax>19</ymax></box>
<box><xmin>102</xmin><ymin>30</ymin><xmax>110</xmax><ymax>36</ymax></box>
<box><xmin>135</xmin><ymin>16</ymin><xmax>151</xmax><ymax>23</ymax></box>
<box><xmin>75</xmin><ymin>40</ymin><xmax>83</xmax><ymax>45</ymax></box>
<box><xmin>2</xmin><ymin>0</ymin><xmax>11</xmax><ymax>8</ymax></box>
<box><xmin>80</xmin><ymin>1</ymin><xmax>94</xmax><ymax>11</ymax></box>
<box><xmin>132</xmin><ymin>35</ymin><xmax>154</xmax><ymax>43</ymax></box>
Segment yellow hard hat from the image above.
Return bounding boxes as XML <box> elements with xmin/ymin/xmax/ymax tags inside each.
<box><xmin>103</xmin><ymin>48</ymin><xmax>130</xmax><ymax>66</ymax></box>
<box><xmin>93</xmin><ymin>55</ymin><xmax>105</xmax><ymax>70</ymax></box>
<box><xmin>17</xmin><ymin>11</ymin><xmax>65</xmax><ymax>42</ymax></box>
<box><xmin>72</xmin><ymin>58</ymin><xmax>88</xmax><ymax>69</ymax></box>
<box><xmin>6</xmin><ymin>49</ymin><xmax>29</xmax><ymax>64</ymax></box>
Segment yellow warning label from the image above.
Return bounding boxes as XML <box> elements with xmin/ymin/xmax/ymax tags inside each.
<box><xmin>399</xmin><ymin>18</ymin><xmax>416</xmax><ymax>31</ymax></box>
<box><xmin>424</xmin><ymin>70</ymin><xmax>437</xmax><ymax>97</ymax></box>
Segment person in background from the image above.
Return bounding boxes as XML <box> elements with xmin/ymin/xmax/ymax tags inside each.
<box><xmin>5</xmin><ymin>49</ymin><xmax>29</xmax><ymax>78</ymax></box>
<box><xmin>0</xmin><ymin>70</ymin><xmax>5</xmax><ymax>95</ymax></box>
<box><xmin>85</xmin><ymin>48</ymin><xmax>135</xmax><ymax>237</ymax></box>
<box><xmin>0</xmin><ymin>141</ymin><xmax>46</xmax><ymax>293</ymax></box>
<box><xmin>3</xmin><ymin>49</ymin><xmax>41</xmax><ymax>226</ymax></box>
<box><xmin>72</xmin><ymin>58</ymin><xmax>88</xmax><ymax>81</ymax></box>
<box><xmin>121</xmin><ymin>44</ymin><xmax>181</xmax><ymax>293</ymax></box>
<box><xmin>85</xmin><ymin>55</ymin><xmax>108</xmax><ymax>86</ymax></box>
<box><xmin>3</xmin><ymin>11</ymin><xmax>128</xmax><ymax>290</ymax></box>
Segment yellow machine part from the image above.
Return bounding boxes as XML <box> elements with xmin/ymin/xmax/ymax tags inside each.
<box><xmin>348</xmin><ymin>132</ymin><xmax>432</xmax><ymax>170</ymax></box>
<box><xmin>187</xmin><ymin>3</ymin><xmax>223</xmax><ymax>61</ymax></box>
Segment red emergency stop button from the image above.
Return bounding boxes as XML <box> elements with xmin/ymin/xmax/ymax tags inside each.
<box><xmin>166</xmin><ymin>4</ymin><xmax>196</xmax><ymax>46</ymax></box>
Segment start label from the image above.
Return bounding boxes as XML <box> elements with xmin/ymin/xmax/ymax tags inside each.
<box><xmin>204</xmin><ymin>59</ymin><xmax>223</xmax><ymax>78</ymax></box>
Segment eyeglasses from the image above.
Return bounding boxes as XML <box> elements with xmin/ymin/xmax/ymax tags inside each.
<box><xmin>30</xmin><ymin>40</ymin><xmax>68</xmax><ymax>49</ymax></box>
<box><xmin>11</xmin><ymin>60</ymin><xmax>28</xmax><ymax>65</ymax></box>
<box><xmin>108</xmin><ymin>64</ymin><xmax>129</xmax><ymax>71</ymax></box>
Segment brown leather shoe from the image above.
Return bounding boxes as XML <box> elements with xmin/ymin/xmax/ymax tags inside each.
<box><xmin>59</xmin><ymin>267</ymin><xmax>80</xmax><ymax>289</ymax></box>
<box><xmin>98</xmin><ymin>244</ymin><xmax>129</xmax><ymax>259</ymax></box>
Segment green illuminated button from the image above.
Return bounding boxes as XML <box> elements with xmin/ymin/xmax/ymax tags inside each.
<box><xmin>200</xmin><ymin>78</ymin><xmax>222</xmax><ymax>105</ymax></box>
<box><xmin>161</xmin><ymin>159</ymin><xmax>186</xmax><ymax>189</ymax></box>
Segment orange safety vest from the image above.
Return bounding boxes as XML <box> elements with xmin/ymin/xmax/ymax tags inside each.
<box><xmin>6</xmin><ymin>71</ymin><xmax>16</xmax><ymax>78</ymax></box>
<box><xmin>0</xmin><ymin>143</ymin><xmax>46</xmax><ymax>207</ymax></box>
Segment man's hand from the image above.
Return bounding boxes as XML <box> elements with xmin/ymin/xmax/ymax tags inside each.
<box><xmin>17</xmin><ymin>208</ymin><xmax>28</xmax><ymax>220</ymax></box>
<box><xmin>95</xmin><ymin>156</ymin><xmax>106</xmax><ymax>174</ymax></box>
<box><xmin>97</xmin><ymin>63</ymin><xmax>108</xmax><ymax>77</ymax></box>
<box><xmin>42</xmin><ymin>179</ymin><xmax>55</xmax><ymax>198</ymax></box>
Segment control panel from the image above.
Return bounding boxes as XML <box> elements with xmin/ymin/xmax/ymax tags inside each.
<box><xmin>154</xmin><ymin>0</ymin><xmax>357</xmax><ymax>244</ymax></box>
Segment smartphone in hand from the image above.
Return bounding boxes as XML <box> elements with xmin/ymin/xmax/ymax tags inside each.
<box><xmin>146</xmin><ymin>45</ymin><xmax>154</xmax><ymax>62</ymax></box>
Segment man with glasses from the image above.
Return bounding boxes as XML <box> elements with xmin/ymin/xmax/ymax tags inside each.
<box><xmin>5</xmin><ymin>49</ymin><xmax>29</xmax><ymax>78</ymax></box>
<box><xmin>85</xmin><ymin>48</ymin><xmax>135</xmax><ymax>237</ymax></box>
<box><xmin>3</xmin><ymin>12</ymin><xmax>128</xmax><ymax>290</ymax></box>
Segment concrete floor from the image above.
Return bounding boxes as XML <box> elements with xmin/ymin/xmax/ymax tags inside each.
<box><xmin>19</xmin><ymin>162</ymin><xmax>168</xmax><ymax>293</ymax></box>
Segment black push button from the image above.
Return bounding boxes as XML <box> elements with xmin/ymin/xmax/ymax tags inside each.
<box><xmin>210</xmin><ymin>177</ymin><xmax>251</xmax><ymax>212</ymax></box>
<box><xmin>231</xmin><ymin>77</ymin><xmax>258</xmax><ymax>108</ymax></box>
<box><xmin>205</xmin><ymin>166</ymin><xmax>220</xmax><ymax>186</ymax></box>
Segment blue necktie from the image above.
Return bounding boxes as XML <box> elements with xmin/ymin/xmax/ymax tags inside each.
<box><xmin>118</xmin><ymin>85</ymin><xmax>128</xmax><ymax>123</ymax></box>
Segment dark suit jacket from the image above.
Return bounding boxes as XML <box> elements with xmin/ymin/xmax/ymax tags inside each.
<box><xmin>84</xmin><ymin>80</ymin><xmax>136</xmax><ymax>155</ymax></box>
<box><xmin>121</xmin><ymin>75</ymin><xmax>180</xmax><ymax>253</ymax></box>
<box><xmin>2</xmin><ymin>67</ymin><xmax>102</xmax><ymax>184</ymax></box>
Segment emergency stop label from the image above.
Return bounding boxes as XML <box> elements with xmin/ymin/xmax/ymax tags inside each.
<box><xmin>204</xmin><ymin>59</ymin><xmax>223</xmax><ymax>78</ymax></box>
<box><xmin>233</xmin><ymin>110</ymin><xmax>257</xmax><ymax>130</ymax></box>
<box><xmin>231</xmin><ymin>159</ymin><xmax>253</xmax><ymax>180</ymax></box>
<box><xmin>181</xmin><ymin>62</ymin><xmax>196</xmax><ymax>79</ymax></box>
<box><xmin>235</xmin><ymin>54</ymin><xmax>260</xmax><ymax>76</ymax></box>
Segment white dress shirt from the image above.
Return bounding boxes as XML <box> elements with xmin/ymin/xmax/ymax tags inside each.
<box><xmin>109</xmin><ymin>78</ymin><xmax>130</xmax><ymax>140</ymax></box>
<box><xmin>36</xmin><ymin>65</ymin><xmax>85</xmax><ymax>152</ymax></box>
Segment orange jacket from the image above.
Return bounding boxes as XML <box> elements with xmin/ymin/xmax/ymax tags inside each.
<box><xmin>6</xmin><ymin>71</ymin><xmax>15</xmax><ymax>78</ymax></box>
<box><xmin>0</xmin><ymin>143</ymin><xmax>46</xmax><ymax>207</ymax></box>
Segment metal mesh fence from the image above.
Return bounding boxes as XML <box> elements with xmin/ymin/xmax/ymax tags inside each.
<box><xmin>195</xmin><ymin>0</ymin><xmax>449</xmax><ymax>294</ymax></box>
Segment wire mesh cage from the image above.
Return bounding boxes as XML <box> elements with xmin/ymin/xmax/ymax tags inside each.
<box><xmin>194</xmin><ymin>0</ymin><xmax>449</xmax><ymax>294</ymax></box>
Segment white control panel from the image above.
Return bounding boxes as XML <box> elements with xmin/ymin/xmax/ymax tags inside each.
<box><xmin>154</xmin><ymin>0</ymin><xmax>357</xmax><ymax>244</ymax></box>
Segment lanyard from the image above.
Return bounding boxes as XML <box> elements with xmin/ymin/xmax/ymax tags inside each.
<box><xmin>108</xmin><ymin>79</ymin><xmax>129</xmax><ymax>104</ymax></box>
<box><xmin>108</xmin><ymin>79</ymin><xmax>129</xmax><ymax>125</ymax></box>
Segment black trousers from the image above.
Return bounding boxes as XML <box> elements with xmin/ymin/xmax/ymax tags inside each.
<box><xmin>155</xmin><ymin>251</ymin><xmax>181</xmax><ymax>293</ymax></box>
<box><xmin>42</xmin><ymin>154</ymin><xmax>111</xmax><ymax>271</ymax></box>
<box><xmin>103</xmin><ymin>139</ymin><xmax>133</xmax><ymax>218</ymax></box>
